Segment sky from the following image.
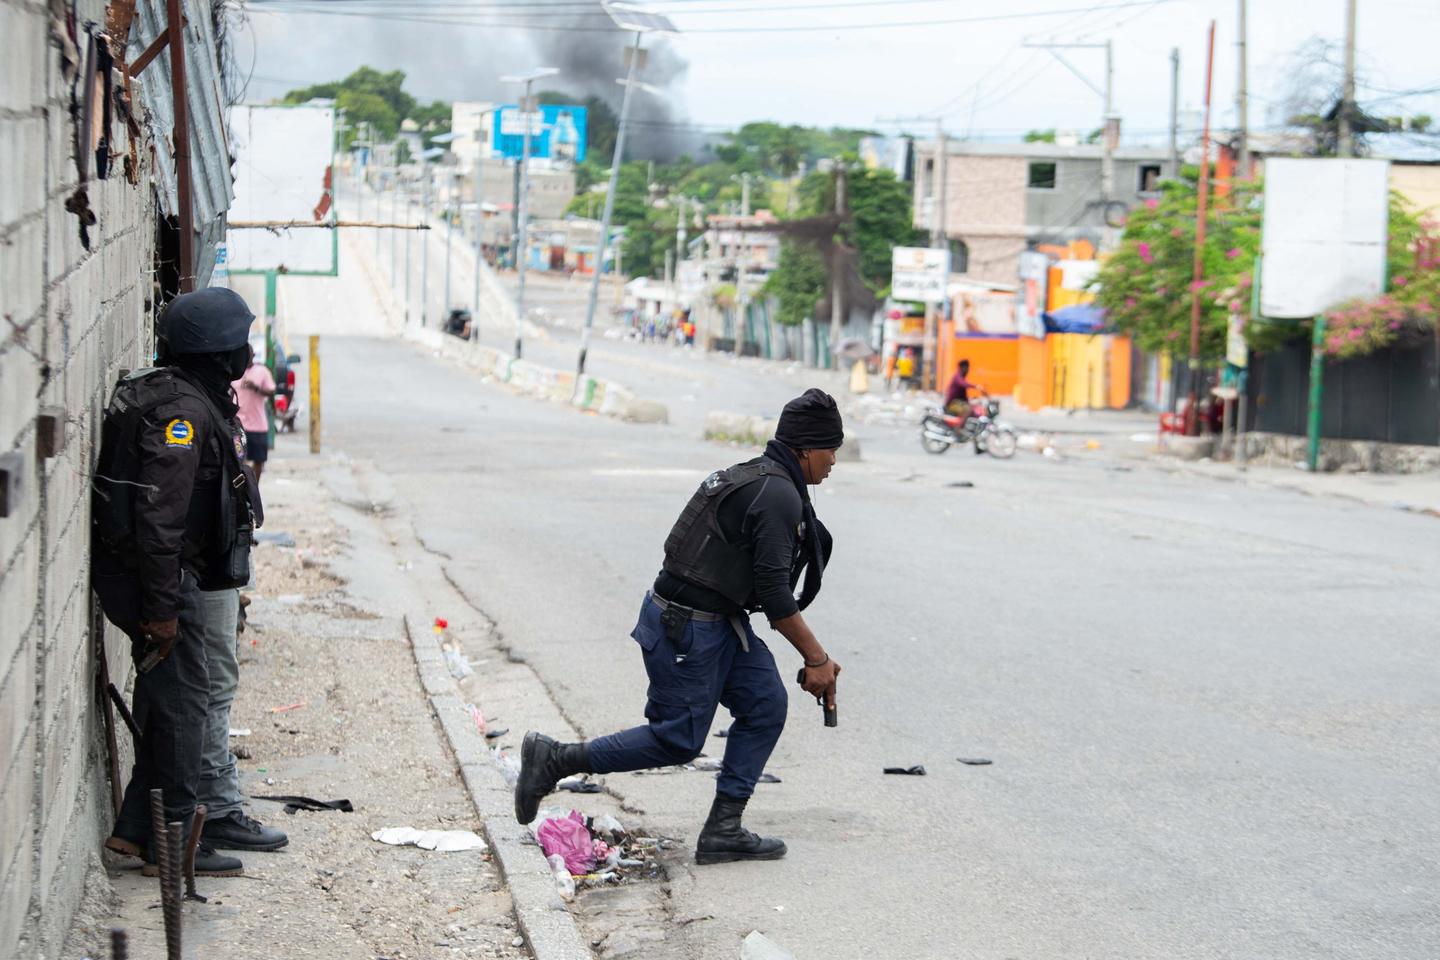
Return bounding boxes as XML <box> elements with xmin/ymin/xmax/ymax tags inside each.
<box><xmin>235</xmin><ymin>0</ymin><xmax>1440</xmax><ymax>151</ymax></box>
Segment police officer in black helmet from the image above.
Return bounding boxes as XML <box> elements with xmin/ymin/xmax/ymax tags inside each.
<box><xmin>515</xmin><ymin>389</ymin><xmax>844</xmax><ymax>865</ymax></box>
<box><xmin>96</xmin><ymin>288</ymin><xmax>270</xmax><ymax>877</ymax></box>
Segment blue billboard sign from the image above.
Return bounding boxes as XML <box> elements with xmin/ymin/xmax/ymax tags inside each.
<box><xmin>492</xmin><ymin>104</ymin><xmax>588</xmax><ymax>163</ymax></box>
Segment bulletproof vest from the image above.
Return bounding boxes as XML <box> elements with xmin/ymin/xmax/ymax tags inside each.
<box><xmin>92</xmin><ymin>368</ymin><xmax>258</xmax><ymax>572</ymax></box>
<box><xmin>661</xmin><ymin>458</ymin><xmax>787</xmax><ymax>608</ymax></box>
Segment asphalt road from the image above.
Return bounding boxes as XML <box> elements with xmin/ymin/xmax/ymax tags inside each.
<box><xmin>273</xmin><ymin>214</ymin><xmax>1440</xmax><ymax>960</ymax></box>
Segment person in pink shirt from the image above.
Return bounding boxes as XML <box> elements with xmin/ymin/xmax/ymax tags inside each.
<box><xmin>232</xmin><ymin>349</ymin><xmax>276</xmax><ymax>484</ymax></box>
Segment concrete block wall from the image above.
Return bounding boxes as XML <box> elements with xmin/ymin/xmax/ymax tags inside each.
<box><xmin>1</xmin><ymin>1</ymin><xmax>157</xmax><ymax>955</ymax></box>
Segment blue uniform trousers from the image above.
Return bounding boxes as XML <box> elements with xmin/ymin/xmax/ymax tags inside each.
<box><xmin>588</xmin><ymin>594</ymin><xmax>788</xmax><ymax>799</ymax></box>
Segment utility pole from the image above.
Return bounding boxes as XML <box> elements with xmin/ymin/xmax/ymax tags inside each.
<box><xmin>1169</xmin><ymin>48</ymin><xmax>1181</xmax><ymax>177</ymax></box>
<box><xmin>675</xmin><ymin>195</ymin><xmax>687</xmax><ymax>276</ymax></box>
<box><xmin>503</xmin><ymin>69</ymin><xmax>559</xmax><ymax>359</ymax></box>
<box><xmin>577</xmin><ymin>32</ymin><xmax>645</xmax><ymax>375</ymax></box>
<box><xmin>1185</xmin><ymin>21</ymin><xmax>1217</xmax><ymax>438</ymax></box>
<box><xmin>421</xmin><ymin>161</ymin><xmax>431</xmax><ymax>328</ymax></box>
<box><xmin>829</xmin><ymin>161</ymin><xmax>846</xmax><ymax>371</ymax></box>
<box><xmin>1337</xmin><ymin>0</ymin><xmax>1358</xmax><ymax>157</ymax></box>
<box><xmin>1236</xmin><ymin>0</ymin><xmax>1250</xmax><ymax>176</ymax></box>
<box><xmin>390</xmin><ymin>175</ymin><xmax>398</xmax><ymax>285</ymax></box>
<box><xmin>734</xmin><ymin>173</ymin><xmax>750</xmax><ymax>357</ymax></box>
<box><xmin>403</xmin><ymin>182</ymin><xmax>412</xmax><ymax>328</ymax></box>
<box><xmin>444</xmin><ymin>169</ymin><xmax>455</xmax><ymax>313</ymax></box>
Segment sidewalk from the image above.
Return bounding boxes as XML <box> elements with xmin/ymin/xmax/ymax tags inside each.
<box><xmin>101</xmin><ymin>459</ymin><xmax>530</xmax><ymax>960</ymax></box>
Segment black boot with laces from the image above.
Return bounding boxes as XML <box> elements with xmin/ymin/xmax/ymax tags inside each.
<box><xmin>695</xmin><ymin>795</ymin><xmax>787</xmax><ymax>865</ymax></box>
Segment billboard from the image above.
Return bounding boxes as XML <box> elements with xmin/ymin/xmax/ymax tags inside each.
<box><xmin>228</xmin><ymin>104</ymin><xmax>336</xmax><ymax>274</ymax></box>
<box><xmin>492</xmin><ymin>104</ymin><xmax>588</xmax><ymax>163</ymax></box>
<box><xmin>891</xmin><ymin>246</ymin><xmax>950</xmax><ymax>303</ymax></box>
<box><xmin>1016</xmin><ymin>251</ymin><xmax>1049</xmax><ymax>338</ymax></box>
<box><xmin>1260</xmin><ymin>158</ymin><xmax>1389</xmax><ymax>319</ymax></box>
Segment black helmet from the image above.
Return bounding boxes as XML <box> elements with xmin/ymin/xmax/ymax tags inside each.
<box><xmin>159</xmin><ymin>288</ymin><xmax>255</xmax><ymax>355</ymax></box>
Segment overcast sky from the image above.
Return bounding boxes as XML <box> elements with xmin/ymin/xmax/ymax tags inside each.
<box><xmin>237</xmin><ymin>0</ymin><xmax>1440</xmax><ymax>149</ymax></box>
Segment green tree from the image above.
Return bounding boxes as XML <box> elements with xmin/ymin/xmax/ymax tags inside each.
<box><xmin>1091</xmin><ymin>175</ymin><xmax>1262</xmax><ymax>357</ymax></box>
<box><xmin>765</xmin><ymin>242</ymin><xmax>828</xmax><ymax>326</ymax></box>
<box><xmin>1024</xmin><ymin>129</ymin><xmax>1057</xmax><ymax>143</ymax></box>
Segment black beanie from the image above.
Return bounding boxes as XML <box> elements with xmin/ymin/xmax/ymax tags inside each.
<box><xmin>774</xmin><ymin>388</ymin><xmax>844</xmax><ymax>450</ymax></box>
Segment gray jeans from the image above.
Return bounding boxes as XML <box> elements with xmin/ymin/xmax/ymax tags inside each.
<box><xmin>196</xmin><ymin>587</ymin><xmax>244</xmax><ymax>819</ymax></box>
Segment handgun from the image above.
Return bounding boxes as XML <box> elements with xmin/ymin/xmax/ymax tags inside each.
<box><xmin>795</xmin><ymin>667</ymin><xmax>838</xmax><ymax>727</ymax></box>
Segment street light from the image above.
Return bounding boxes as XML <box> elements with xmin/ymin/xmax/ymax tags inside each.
<box><xmin>431</xmin><ymin>131</ymin><xmax>462</xmax><ymax>314</ymax></box>
<box><xmin>499</xmin><ymin>66</ymin><xmax>559</xmax><ymax>359</ymax></box>
<box><xmin>576</xmin><ymin>2</ymin><xmax>678</xmax><ymax>377</ymax></box>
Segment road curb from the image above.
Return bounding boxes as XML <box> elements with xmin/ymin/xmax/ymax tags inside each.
<box><xmin>406</xmin><ymin>328</ymin><xmax>669</xmax><ymax>424</ymax></box>
<box><xmin>403</xmin><ymin>612</ymin><xmax>594</xmax><ymax>960</ymax></box>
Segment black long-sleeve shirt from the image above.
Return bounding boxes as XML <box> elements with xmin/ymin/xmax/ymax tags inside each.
<box><xmin>654</xmin><ymin>468</ymin><xmax>805</xmax><ymax>621</ymax></box>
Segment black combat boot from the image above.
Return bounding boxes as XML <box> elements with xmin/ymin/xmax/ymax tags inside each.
<box><xmin>694</xmin><ymin>795</ymin><xmax>787</xmax><ymax>865</ymax></box>
<box><xmin>141</xmin><ymin>840</ymin><xmax>244</xmax><ymax>878</ymax></box>
<box><xmin>514</xmin><ymin>731</ymin><xmax>591</xmax><ymax>824</ymax></box>
<box><xmin>203</xmin><ymin>810</ymin><xmax>289</xmax><ymax>851</ymax></box>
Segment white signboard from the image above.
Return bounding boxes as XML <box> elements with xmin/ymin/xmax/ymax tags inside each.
<box><xmin>891</xmin><ymin>246</ymin><xmax>951</xmax><ymax>303</ymax></box>
<box><xmin>1260</xmin><ymin>158</ymin><xmax>1389</xmax><ymax>319</ymax></box>
<box><xmin>228</xmin><ymin>104</ymin><xmax>337</xmax><ymax>273</ymax></box>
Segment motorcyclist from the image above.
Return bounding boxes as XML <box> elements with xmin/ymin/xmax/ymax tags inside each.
<box><xmin>942</xmin><ymin>360</ymin><xmax>988</xmax><ymax>426</ymax></box>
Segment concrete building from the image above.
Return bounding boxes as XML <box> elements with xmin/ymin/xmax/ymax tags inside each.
<box><xmin>450</xmin><ymin>100</ymin><xmax>500</xmax><ymax>170</ymax></box>
<box><xmin>1</xmin><ymin>1</ymin><xmax>230</xmax><ymax>956</ymax></box>
<box><xmin>912</xmin><ymin>140</ymin><xmax>1172</xmax><ymax>284</ymax></box>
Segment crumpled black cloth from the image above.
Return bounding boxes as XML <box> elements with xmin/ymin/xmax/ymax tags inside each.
<box><xmin>774</xmin><ymin>388</ymin><xmax>844</xmax><ymax>450</ymax></box>
<box><xmin>252</xmin><ymin>794</ymin><xmax>355</xmax><ymax>815</ymax></box>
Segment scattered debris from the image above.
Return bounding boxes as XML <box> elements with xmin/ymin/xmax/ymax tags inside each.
<box><xmin>741</xmin><ymin>930</ymin><xmax>797</xmax><ymax>960</ymax></box>
<box><xmin>883</xmin><ymin>765</ymin><xmax>927</xmax><ymax>776</ymax></box>
<box><xmin>547</xmin><ymin>854</ymin><xmax>577</xmax><ymax>901</ymax></box>
<box><xmin>228</xmin><ymin>728</ymin><xmax>252</xmax><ymax>737</ymax></box>
<box><xmin>757</xmin><ymin>773</ymin><xmax>782</xmax><ymax>784</ymax></box>
<box><xmin>253</xmin><ymin>794</ymin><xmax>355</xmax><ymax>815</ymax></box>
<box><xmin>371</xmin><ymin>827</ymin><xmax>486</xmax><ymax>852</ymax></box>
<box><xmin>268</xmin><ymin>701</ymin><xmax>306</xmax><ymax>714</ymax></box>
<box><xmin>536</xmin><ymin>811</ymin><xmax>596</xmax><ymax>875</ymax></box>
<box><xmin>557</xmin><ymin>778</ymin><xmax>602</xmax><ymax>794</ymax></box>
<box><xmin>713</xmin><ymin>728</ymin><xmax>730</xmax><ymax>738</ymax></box>
<box><xmin>484</xmin><ymin>727</ymin><xmax>509</xmax><ymax>740</ymax></box>
<box><xmin>956</xmin><ymin>757</ymin><xmax>993</xmax><ymax>766</ymax></box>
<box><xmin>946</xmin><ymin>481</ymin><xmax>975</xmax><ymax>488</ymax></box>
<box><xmin>689</xmin><ymin>757</ymin><xmax>723</xmax><ymax>772</ymax></box>
<box><xmin>254</xmin><ymin>531</ymin><xmax>297</xmax><ymax>548</ymax></box>
<box><xmin>492</xmin><ymin>745</ymin><xmax>521</xmax><ymax>786</ymax></box>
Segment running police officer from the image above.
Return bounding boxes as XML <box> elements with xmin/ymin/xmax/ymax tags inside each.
<box><xmin>96</xmin><ymin>288</ymin><xmax>264</xmax><ymax>877</ymax></box>
<box><xmin>514</xmin><ymin>388</ymin><xmax>845</xmax><ymax>864</ymax></box>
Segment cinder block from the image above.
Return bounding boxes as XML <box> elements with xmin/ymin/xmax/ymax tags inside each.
<box><xmin>0</xmin><ymin>217</ymin><xmax>44</xmax><ymax>329</ymax></box>
<box><xmin>0</xmin><ymin>545</ymin><xmax>39</xmax><ymax>669</ymax></box>
<box><xmin>0</xmin><ymin>637</ymin><xmax>36</xmax><ymax>781</ymax></box>
<box><xmin>0</xmin><ymin>116</ymin><xmax>46</xmax><ymax>226</ymax></box>
<box><xmin>0</xmin><ymin>340</ymin><xmax>42</xmax><ymax>451</ymax></box>
<box><xmin>0</xmin><ymin>5</ymin><xmax>45</xmax><ymax>114</ymax></box>
<box><xmin>37</xmin><ymin>733</ymin><xmax>82</xmax><ymax>893</ymax></box>
<box><xmin>0</xmin><ymin>834</ymin><xmax>33</xmax><ymax>960</ymax></box>
<box><xmin>39</xmin><ymin>589</ymin><xmax>87</xmax><ymax>723</ymax></box>
<box><xmin>0</xmin><ymin>492</ymin><xmax>40</xmax><ymax>621</ymax></box>
<box><xmin>0</xmin><ymin>724</ymin><xmax>37</xmax><ymax>885</ymax></box>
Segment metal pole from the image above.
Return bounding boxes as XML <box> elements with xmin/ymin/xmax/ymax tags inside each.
<box><xmin>444</xmin><ymin>170</ymin><xmax>454</xmax><ymax>313</ymax></box>
<box><xmin>166</xmin><ymin>0</ymin><xmax>194</xmax><ymax>292</ymax></box>
<box><xmin>1236</xmin><ymin>0</ymin><xmax>1250</xmax><ymax>176</ymax></box>
<box><xmin>1101</xmin><ymin>39</ymin><xmax>1115</xmax><ymax>206</ymax></box>
<box><xmin>830</xmin><ymin>163</ymin><xmax>846</xmax><ymax>371</ymax></box>
<box><xmin>735</xmin><ymin>173</ymin><xmax>751</xmax><ymax>358</ymax></box>
<box><xmin>1306</xmin><ymin>316</ymin><xmax>1327</xmax><ymax>469</ymax></box>
<box><xmin>931</xmin><ymin>125</ymin><xmax>947</xmax><ymax>391</ymax></box>
<box><xmin>403</xmin><ymin>183</ymin><xmax>412</xmax><ymax>328</ymax></box>
<box><xmin>578</xmin><ymin>30</ymin><xmax>643</xmax><ymax>375</ymax></box>
<box><xmin>1338</xmin><ymin>0</ymin><xmax>1357</xmax><ymax>157</ymax></box>
<box><xmin>1184</xmin><ymin>21</ymin><xmax>1217</xmax><ymax>438</ymax></box>
<box><xmin>264</xmin><ymin>271</ymin><xmax>277</xmax><ymax>447</ymax></box>
<box><xmin>309</xmin><ymin>335</ymin><xmax>321</xmax><ymax>454</ymax></box>
<box><xmin>421</xmin><ymin>161</ymin><xmax>431</xmax><ymax>328</ymax></box>
<box><xmin>473</xmin><ymin>133</ymin><xmax>486</xmax><ymax>331</ymax></box>
<box><xmin>515</xmin><ymin>82</ymin><xmax>538</xmax><ymax>359</ymax></box>
<box><xmin>1168</xmin><ymin>48</ymin><xmax>1181</xmax><ymax>177</ymax></box>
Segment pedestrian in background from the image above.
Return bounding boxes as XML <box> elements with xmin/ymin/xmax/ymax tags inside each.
<box><xmin>514</xmin><ymin>389</ymin><xmax>844</xmax><ymax>865</ymax></box>
<box><xmin>233</xmin><ymin>347</ymin><xmax>276</xmax><ymax>486</ymax></box>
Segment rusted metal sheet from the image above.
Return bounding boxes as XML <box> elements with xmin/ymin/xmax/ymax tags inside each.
<box><xmin>127</xmin><ymin>0</ymin><xmax>233</xmax><ymax>287</ymax></box>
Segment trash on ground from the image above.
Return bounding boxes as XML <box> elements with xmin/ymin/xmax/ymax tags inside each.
<box><xmin>956</xmin><ymin>757</ymin><xmax>993</xmax><ymax>766</ymax></box>
<box><xmin>254</xmin><ymin>531</ymin><xmax>297</xmax><ymax>548</ymax></box>
<box><xmin>228</xmin><ymin>728</ymin><xmax>252</xmax><ymax>737</ymax></box>
<box><xmin>547</xmin><ymin>854</ymin><xmax>576</xmax><ymax>901</ymax></box>
<box><xmin>253</xmin><ymin>794</ymin><xmax>354</xmax><ymax>814</ymax></box>
<box><xmin>689</xmin><ymin>757</ymin><xmax>723</xmax><ymax>771</ymax></box>
<box><xmin>536</xmin><ymin>811</ymin><xmax>597</xmax><ymax>875</ymax></box>
<box><xmin>443</xmin><ymin>646</ymin><xmax>474</xmax><ymax>680</ymax></box>
<box><xmin>371</xmin><ymin>827</ymin><xmax>486</xmax><ymax>852</ymax></box>
<box><xmin>492</xmin><ymin>745</ymin><xmax>521</xmax><ymax>786</ymax></box>
<box><xmin>757</xmin><ymin>773</ymin><xmax>782</xmax><ymax>784</ymax></box>
<box><xmin>590</xmin><ymin>814</ymin><xmax>625</xmax><ymax>841</ymax></box>
<box><xmin>557</xmin><ymin>778</ymin><xmax>602</xmax><ymax>794</ymax></box>
<box><xmin>714</xmin><ymin>728</ymin><xmax>730</xmax><ymax>738</ymax></box>
<box><xmin>946</xmin><ymin>481</ymin><xmax>975</xmax><ymax>488</ymax></box>
<box><xmin>268</xmin><ymin>701</ymin><xmax>306</xmax><ymax>714</ymax></box>
<box><xmin>484</xmin><ymin>727</ymin><xmax>509</xmax><ymax>740</ymax></box>
<box><xmin>740</xmin><ymin>930</ymin><xmax>797</xmax><ymax>960</ymax></box>
<box><xmin>465</xmin><ymin>702</ymin><xmax>487</xmax><ymax>736</ymax></box>
<box><xmin>883</xmin><ymin>765</ymin><xmax>927</xmax><ymax>776</ymax></box>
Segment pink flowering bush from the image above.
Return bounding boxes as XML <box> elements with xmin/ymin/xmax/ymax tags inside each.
<box><xmin>1321</xmin><ymin>198</ymin><xmax>1439</xmax><ymax>359</ymax></box>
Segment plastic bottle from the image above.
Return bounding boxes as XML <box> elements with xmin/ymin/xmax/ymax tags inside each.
<box><xmin>547</xmin><ymin>854</ymin><xmax>576</xmax><ymax>901</ymax></box>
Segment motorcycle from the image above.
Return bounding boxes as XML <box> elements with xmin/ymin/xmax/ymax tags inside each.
<box><xmin>920</xmin><ymin>401</ymin><xmax>1019</xmax><ymax>459</ymax></box>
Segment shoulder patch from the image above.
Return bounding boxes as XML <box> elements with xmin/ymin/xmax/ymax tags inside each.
<box><xmin>163</xmin><ymin>418</ymin><xmax>195</xmax><ymax>447</ymax></box>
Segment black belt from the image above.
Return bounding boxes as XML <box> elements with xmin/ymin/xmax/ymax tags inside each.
<box><xmin>648</xmin><ymin>592</ymin><xmax>749</xmax><ymax>653</ymax></box>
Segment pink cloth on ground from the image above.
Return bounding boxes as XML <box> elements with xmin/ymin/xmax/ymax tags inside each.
<box><xmin>536</xmin><ymin>810</ymin><xmax>596</xmax><ymax>875</ymax></box>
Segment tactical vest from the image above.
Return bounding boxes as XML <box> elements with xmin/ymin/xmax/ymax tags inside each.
<box><xmin>662</xmin><ymin>458</ymin><xmax>793</xmax><ymax>608</ymax></box>
<box><xmin>92</xmin><ymin>368</ymin><xmax>259</xmax><ymax>578</ymax></box>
